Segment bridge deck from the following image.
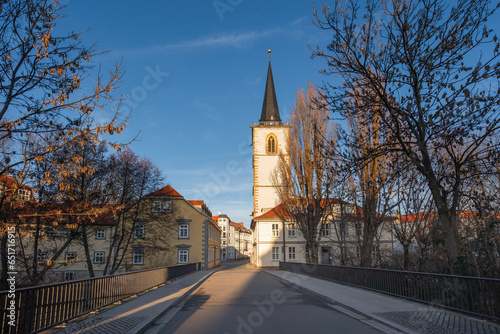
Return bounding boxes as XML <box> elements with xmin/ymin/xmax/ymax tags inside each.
<box><xmin>46</xmin><ymin>262</ymin><xmax>500</xmax><ymax>334</ymax></box>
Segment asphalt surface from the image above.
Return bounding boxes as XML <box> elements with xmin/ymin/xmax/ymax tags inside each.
<box><xmin>144</xmin><ymin>261</ymin><xmax>384</xmax><ymax>334</ymax></box>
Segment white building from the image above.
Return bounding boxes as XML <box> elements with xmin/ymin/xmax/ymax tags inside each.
<box><xmin>250</xmin><ymin>55</ymin><xmax>394</xmax><ymax>268</ymax></box>
<box><xmin>230</xmin><ymin>222</ymin><xmax>252</xmax><ymax>259</ymax></box>
<box><xmin>249</xmin><ymin>55</ymin><xmax>291</xmax><ymax>267</ymax></box>
<box><xmin>214</xmin><ymin>214</ymin><xmax>252</xmax><ymax>261</ymax></box>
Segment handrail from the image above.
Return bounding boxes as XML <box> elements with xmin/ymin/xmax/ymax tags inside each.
<box><xmin>252</xmin><ymin>121</ymin><xmax>290</xmax><ymax>126</ymax></box>
<box><xmin>0</xmin><ymin>263</ymin><xmax>198</xmax><ymax>334</ymax></box>
<box><xmin>280</xmin><ymin>262</ymin><xmax>500</xmax><ymax>322</ymax></box>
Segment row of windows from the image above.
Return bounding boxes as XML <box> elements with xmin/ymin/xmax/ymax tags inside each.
<box><xmin>0</xmin><ymin>188</ymin><xmax>32</xmax><ymax>201</ymax></box>
<box><xmin>271</xmin><ymin>223</ymin><xmax>363</xmax><ymax>237</ymax></box>
<box><xmin>339</xmin><ymin>246</ymin><xmax>380</xmax><ymax>260</ymax></box>
<box><xmin>37</xmin><ymin>251</ymin><xmax>106</xmax><ymax>265</ymax></box>
<box><xmin>272</xmin><ymin>246</ymin><xmax>296</xmax><ymax>261</ymax></box>
<box><xmin>33</xmin><ymin>228</ymin><xmax>108</xmax><ymax>240</ymax></box>
<box><xmin>151</xmin><ymin>200</ymin><xmax>172</xmax><ymax>213</ymax></box>
<box><xmin>270</xmin><ymin>246</ymin><xmax>380</xmax><ymax>261</ymax></box>
<box><xmin>132</xmin><ymin>221</ymin><xmax>190</xmax><ymax>239</ymax></box>
<box><xmin>131</xmin><ymin>247</ymin><xmax>189</xmax><ymax>265</ymax></box>
<box><xmin>208</xmin><ymin>225</ymin><xmax>219</xmax><ymax>242</ymax></box>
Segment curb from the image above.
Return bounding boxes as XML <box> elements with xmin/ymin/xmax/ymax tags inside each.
<box><xmin>135</xmin><ymin>267</ymin><xmax>223</xmax><ymax>334</ymax></box>
<box><xmin>264</xmin><ymin>270</ymin><xmax>418</xmax><ymax>334</ymax></box>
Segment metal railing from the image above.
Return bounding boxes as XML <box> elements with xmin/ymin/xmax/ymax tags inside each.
<box><xmin>280</xmin><ymin>262</ymin><xmax>500</xmax><ymax>322</ymax></box>
<box><xmin>252</xmin><ymin>121</ymin><xmax>290</xmax><ymax>126</ymax></box>
<box><xmin>0</xmin><ymin>263</ymin><xmax>198</xmax><ymax>334</ymax></box>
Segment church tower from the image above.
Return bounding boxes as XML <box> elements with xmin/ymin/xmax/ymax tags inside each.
<box><xmin>251</xmin><ymin>51</ymin><xmax>290</xmax><ymax>217</ymax></box>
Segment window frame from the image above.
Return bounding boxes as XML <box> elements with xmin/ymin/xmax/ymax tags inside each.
<box><xmin>321</xmin><ymin>223</ymin><xmax>330</xmax><ymax>236</ymax></box>
<box><xmin>339</xmin><ymin>222</ymin><xmax>348</xmax><ymax>237</ymax></box>
<box><xmin>266</xmin><ymin>133</ymin><xmax>278</xmax><ymax>154</ymax></box>
<box><xmin>65</xmin><ymin>252</ymin><xmax>76</xmax><ymax>262</ymax></box>
<box><xmin>288</xmin><ymin>247</ymin><xmax>296</xmax><ymax>261</ymax></box>
<box><xmin>132</xmin><ymin>247</ymin><xmax>144</xmax><ymax>265</ymax></box>
<box><xmin>178</xmin><ymin>249</ymin><xmax>189</xmax><ymax>263</ymax></box>
<box><xmin>63</xmin><ymin>271</ymin><xmax>74</xmax><ymax>281</ymax></box>
<box><xmin>133</xmin><ymin>221</ymin><xmax>146</xmax><ymax>239</ymax></box>
<box><xmin>355</xmin><ymin>223</ymin><xmax>362</xmax><ymax>236</ymax></box>
<box><xmin>37</xmin><ymin>252</ymin><xmax>47</xmax><ymax>265</ymax></box>
<box><xmin>94</xmin><ymin>251</ymin><xmax>105</xmax><ymax>264</ymax></box>
<box><xmin>95</xmin><ymin>228</ymin><xmax>106</xmax><ymax>240</ymax></box>
<box><xmin>272</xmin><ymin>246</ymin><xmax>280</xmax><ymax>261</ymax></box>
<box><xmin>288</xmin><ymin>223</ymin><xmax>296</xmax><ymax>237</ymax></box>
<box><xmin>151</xmin><ymin>200</ymin><xmax>172</xmax><ymax>213</ymax></box>
<box><xmin>179</xmin><ymin>223</ymin><xmax>189</xmax><ymax>239</ymax></box>
<box><xmin>271</xmin><ymin>223</ymin><xmax>279</xmax><ymax>237</ymax></box>
<box><xmin>47</xmin><ymin>229</ymin><xmax>56</xmax><ymax>239</ymax></box>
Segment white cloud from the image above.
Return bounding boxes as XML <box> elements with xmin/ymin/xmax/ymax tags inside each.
<box><xmin>158</xmin><ymin>31</ymin><xmax>273</xmax><ymax>50</ymax></box>
<box><xmin>115</xmin><ymin>20</ymin><xmax>307</xmax><ymax>58</ymax></box>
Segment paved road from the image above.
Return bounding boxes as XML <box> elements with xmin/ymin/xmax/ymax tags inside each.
<box><xmin>145</xmin><ymin>261</ymin><xmax>384</xmax><ymax>334</ymax></box>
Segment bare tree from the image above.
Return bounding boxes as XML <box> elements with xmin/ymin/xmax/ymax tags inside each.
<box><xmin>313</xmin><ymin>0</ymin><xmax>500</xmax><ymax>271</ymax></box>
<box><xmin>273</xmin><ymin>82</ymin><xmax>337</xmax><ymax>263</ymax></box>
<box><xmin>0</xmin><ymin>0</ymin><xmax>127</xmax><ymax>176</ymax></box>
<box><xmin>0</xmin><ymin>0</ymin><xmax>128</xmax><ymax>285</ymax></box>
<box><xmin>103</xmin><ymin>151</ymin><xmax>166</xmax><ymax>275</ymax></box>
<box><xmin>344</xmin><ymin>89</ymin><xmax>398</xmax><ymax>267</ymax></box>
<box><xmin>392</xmin><ymin>162</ymin><xmax>434</xmax><ymax>270</ymax></box>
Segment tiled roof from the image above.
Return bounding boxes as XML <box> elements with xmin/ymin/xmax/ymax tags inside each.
<box><xmin>398</xmin><ymin>210</ymin><xmax>500</xmax><ymax>223</ymax></box>
<box><xmin>144</xmin><ymin>185</ymin><xmax>183</xmax><ymax>198</ymax></box>
<box><xmin>252</xmin><ymin>199</ymin><xmax>392</xmax><ymax>221</ymax></box>
<box><xmin>188</xmin><ymin>200</ymin><xmax>212</xmax><ymax>217</ymax></box>
<box><xmin>253</xmin><ymin>203</ymin><xmax>291</xmax><ymax>220</ymax></box>
<box><xmin>229</xmin><ymin>221</ymin><xmax>251</xmax><ymax>233</ymax></box>
<box><xmin>398</xmin><ymin>211</ymin><xmax>435</xmax><ymax>223</ymax></box>
<box><xmin>9</xmin><ymin>203</ymin><xmax>119</xmax><ymax>226</ymax></box>
<box><xmin>0</xmin><ymin>174</ymin><xmax>32</xmax><ymax>190</ymax></box>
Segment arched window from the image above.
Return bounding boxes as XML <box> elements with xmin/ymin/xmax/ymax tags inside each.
<box><xmin>266</xmin><ymin>134</ymin><xmax>277</xmax><ymax>154</ymax></box>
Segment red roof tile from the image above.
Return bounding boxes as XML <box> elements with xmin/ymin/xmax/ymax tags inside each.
<box><xmin>9</xmin><ymin>203</ymin><xmax>120</xmax><ymax>226</ymax></box>
<box><xmin>144</xmin><ymin>185</ymin><xmax>183</xmax><ymax>198</ymax></box>
<box><xmin>0</xmin><ymin>174</ymin><xmax>32</xmax><ymax>190</ymax></box>
<box><xmin>253</xmin><ymin>203</ymin><xmax>292</xmax><ymax>220</ymax></box>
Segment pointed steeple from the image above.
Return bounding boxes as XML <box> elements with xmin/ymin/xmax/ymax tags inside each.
<box><xmin>259</xmin><ymin>50</ymin><xmax>281</xmax><ymax>125</ymax></box>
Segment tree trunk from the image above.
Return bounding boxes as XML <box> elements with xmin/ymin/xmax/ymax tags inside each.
<box><xmin>305</xmin><ymin>239</ymin><xmax>319</xmax><ymax>264</ymax></box>
<box><xmin>31</xmin><ymin>217</ymin><xmax>41</xmax><ymax>281</ymax></box>
<box><xmin>425</xmin><ymin>174</ymin><xmax>461</xmax><ymax>271</ymax></box>
<box><xmin>360</xmin><ymin>217</ymin><xmax>376</xmax><ymax>267</ymax></box>
<box><xmin>403</xmin><ymin>243</ymin><xmax>410</xmax><ymax>270</ymax></box>
<box><xmin>82</xmin><ymin>225</ymin><xmax>95</xmax><ymax>277</ymax></box>
<box><xmin>0</xmin><ymin>232</ymin><xmax>8</xmax><ymax>290</ymax></box>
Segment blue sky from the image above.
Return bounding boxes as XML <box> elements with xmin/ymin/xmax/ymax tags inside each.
<box><xmin>57</xmin><ymin>0</ymin><xmax>331</xmax><ymax>226</ymax></box>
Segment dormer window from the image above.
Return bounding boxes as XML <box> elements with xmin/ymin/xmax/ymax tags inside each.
<box><xmin>14</xmin><ymin>189</ymin><xmax>31</xmax><ymax>201</ymax></box>
<box><xmin>266</xmin><ymin>134</ymin><xmax>277</xmax><ymax>154</ymax></box>
<box><xmin>152</xmin><ymin>200</ymin><xmax>172</xmax><ymax>213</ymax></box>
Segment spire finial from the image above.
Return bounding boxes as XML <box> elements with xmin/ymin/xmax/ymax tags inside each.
<box><xmin>268</xmin><ymin>49</ymin><xmax>271</xmax><ymax>61</ymax></box>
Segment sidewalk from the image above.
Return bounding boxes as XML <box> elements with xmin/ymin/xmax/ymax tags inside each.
<box><xmin>46</xmin><ymin>268</ymin><xmax>220</xmax><ymax>334</ymax></box>
<box><xmin>265</xmin><ymin>269</ymin><xmax>500</xmax><ymax>334</ymax></box>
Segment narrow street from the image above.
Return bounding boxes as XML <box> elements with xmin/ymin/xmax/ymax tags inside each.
<box><xmin>145</xmin><ymin>261</ymin><xmax>383</xmax><ymax>334</ymax></box>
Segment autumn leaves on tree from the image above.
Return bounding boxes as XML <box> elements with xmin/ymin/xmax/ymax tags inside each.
<box><xmin>0</xmin><ymin>0</ymin><xmax>143</xmax><ymax>287</ymax></box>
<box><xmin>274</xmin><ymin>0</ymin><xmax>500</xmax><ymax>274</ymax></box>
